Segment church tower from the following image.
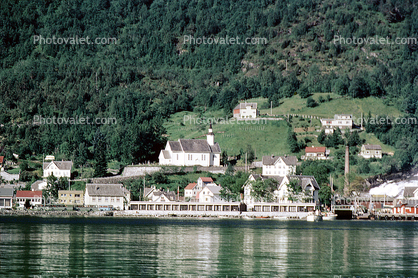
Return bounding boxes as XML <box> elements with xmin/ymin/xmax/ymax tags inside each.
<box><xmin>207</xmin><ymin>123</ymin><xmax>215</xmax><ymax>145</ymax></box>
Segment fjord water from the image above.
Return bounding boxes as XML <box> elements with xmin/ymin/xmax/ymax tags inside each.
<box><xmin>0</xmin><ymin>217</ymin><xmax>417</xmax><ymax>277</ymax></box>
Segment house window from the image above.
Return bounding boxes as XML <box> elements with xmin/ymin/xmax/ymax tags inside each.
<box><xmin>70</xmin><ymin>194</ymin><xmax>72</xmax><ymax>197</ymax></box>
<box><xmin>105</xmin><ymin>198</ymin><xmax>109</xmax><ymax>202</ymax></box>
<box><xmin>61</xmin><ymin>194</ymin><xmax>64</xmax><ymax>197</ymax></box>
<box><xmin>75</xmin><ymin>194</ymin><xmax>80</xmax><ymax>198</ymax></box>
<box><xmin>92</xmin><ymin>197</ymin><xmax>96</xmax><ymax>202</ymax></box>
<box><xmin>116</xmin><ymin>198</ymin><xmax>120</xmax><ymax>202</ymax></box>
<box><xmin>98</xmin><ymin>198</ymin><xmax>101</xmax><ymax>202</ymax></box>
<box><xmin>177</xmin><ymin>154</ymin><xmax>179</xmax><ymax>160</ymax></box>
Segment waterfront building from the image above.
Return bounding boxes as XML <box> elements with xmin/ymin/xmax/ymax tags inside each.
<box><xmin>243</xmin><ymin>174</ymin><xmax>319</xmax><ymax>210</ymax></box>
<box><xmin>0</xmin><ymin>188</ymin><xmax>13</xmax><ymax>209</ymax></box>
<box><xmin>143</xmin><ymin>186</ymin><xmax>177</xmax><ymax>202</ymax></box>
<box><xmin>16</xmin><ymin>190</ymin><xmax>43</xmax><ymax>208</ymax></box>
<box><xmin>58</xmin><ymin>190</ymin><xmax>84</xmax><ymax>205</ymax></box>
<box><xmin>84</xmin><ymin>184</ymin><xmax>130</xmax><ymax>210</ymax></box>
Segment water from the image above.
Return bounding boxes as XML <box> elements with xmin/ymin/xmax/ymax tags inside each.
<box><xmin>1</xmin><ymin>217</ymin><xmax>418</xmax><ymax>277</ymax></box>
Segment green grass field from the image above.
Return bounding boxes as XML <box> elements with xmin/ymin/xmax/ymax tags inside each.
<box><xmin>249</xmin><ymin>95</ymin><xmax>402</xmax><ymax>118</ymax></box>
<box><xmin>164</xmin><ymin>110</ymin><xmax>292</xmax><ymax>158</ymax></box>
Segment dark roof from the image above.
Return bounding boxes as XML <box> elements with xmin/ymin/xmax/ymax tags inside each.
<box><xmin>262</xmin><ymin>155</ymin><xmax>298</xmax><ymax>166</ymax></box>
<box><xmin>363</xmin><ymin>144</ymin><xmax>382</xmax><ymax>150</ymax></box>
<box><xmin>86</xmin><ymin>184</ymin><xmax>129</xmax><ymax>197</ymax></box>
<box><xmin>288</xmin><ymin>175</ymin><xmax>320</xmax><ymax>190</ymax></box>
<box><xmin>161</xmin><ymin>150</ymin><xmax>171</xmax><ymax>159</ymax></box>
<box><xmin>153</xmin><ymin>191</ymin><xmax>176</xmax><ymax>201</ymax></box>
<box><xmin>169</xmin><ymin>141</ymin><xmax>182</xmax><ymax>152</ymax></box>
<box><xmin>403</xmin><ymin>186</ymin><xmax>418</xmax><ymax>198</ymax></box>
<box><xmin>43</xmin><ymin>161</ymin><xmax>73</xmax><ymax>170</ymax></box>
<box><xmin>203</xmin><ymin>185</ymin><xmax>221</xmax><ymax>195</ymax></box>
<box><xmin>0</xmin><ymin>188</ymin><xmax>13</xmax><ymax>197</ymax></box>
<box><xmin>234</xmin><ymin>103</ymin><xmax>258</xmax><ymax>110</ymax></box>
<box><xmin>143</xmin><ymin>187</ymin><xmax>155</xmax><ymax>198</ymax></box>
<box><xmin>31</xmin><ymin>180</ymin><xmax>46</xmax><ymax>191</ymax></box>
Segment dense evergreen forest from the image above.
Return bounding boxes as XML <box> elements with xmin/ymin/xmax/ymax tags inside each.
<box><xmin>0</xmin><ymin>0</ymin><xmax>417</xmax><ymax>172</ymax></box>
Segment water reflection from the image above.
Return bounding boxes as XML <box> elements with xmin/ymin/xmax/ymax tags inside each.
<box><xmin>1</xmin><ymin>217</ymin><xmax>418</xmax><ymax>277</ymax></box>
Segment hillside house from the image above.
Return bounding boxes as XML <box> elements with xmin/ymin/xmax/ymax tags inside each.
<box><xmin>159</xmin><ymin>126</ymin><xmax>221</xmax><ymax>167</ymax></box>
<box><xmin>233</xmin><ymin>102</ymin><xmax>259</xmax><ymax>118</ymax></box>
<box><xmin>303</xmin><ymin>146</ymin><xmax>329</xmax><ymax>160</ymax></box>
<box><xmin>16</xmin><ymin>191</ymin><xmax>43</xmax><ymax>208</ymax></box>
<box><xmin>85</xmin><ymin>184</ymin><xmax>130</xmax><ymax>210</ymax></box>
<box><xmin>43</xmin><ymin>160</ymin><xmax>73</xmax><ymax>178</ymax></box>
<box><xmin>359</xmin><ymin>144</ymin><xmax>382</xmax><ymax>159</ymax></box>
<box><xmin>58</xmin><ymin>190</ymin><xmax>84</xmax><ymax>205</ymax></box>
<box><xmin>0</xmin><ymin>188</ymin><xmax>13</xmax><ymax>209</ymax></box>
<box><xmin>243</xmin><ymin>174</ymin><xmax>284</xmax><ymax>208</ymax></box>
<box><xmin>262</xmin><ymin>155</ymin><xmax>297</xmax><ymax>176</ymax></box>
<box><xmin>320</xmin><ymin>114</ymin><xmax>353</xmax><ymax>134</ymax></box>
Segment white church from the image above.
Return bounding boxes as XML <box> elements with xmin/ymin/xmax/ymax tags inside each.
<box><xmin>159</xmin><ymin>125</ymin><xmax>221</xmax><ymax>167</ymax></box>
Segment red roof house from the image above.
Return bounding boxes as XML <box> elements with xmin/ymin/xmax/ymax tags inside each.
<box><xmin>16</xmin><ymin>191</ymin><xmax>43</xmax><ymax>207</ymax></box>
<box><xmin>304</xmin><ymin>146</ymin><xmax>328</xmax><ymax>160</ymax></box>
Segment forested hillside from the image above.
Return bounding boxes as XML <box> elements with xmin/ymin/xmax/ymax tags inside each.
<box><xmin>1</xmin><ymin>0</ymin><xmax>417</xmax><ymax>172</ymax></box>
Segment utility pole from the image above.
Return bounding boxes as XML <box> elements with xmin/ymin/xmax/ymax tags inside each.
<box><xmin>271</xmin><ymin>101</ymin><xmax>272</xmax><ymax>116</ymax></box>
<box><xmin>245</xmin><ymin>152</ymin><xmax>247</xmax><ymax>173</ymax></box>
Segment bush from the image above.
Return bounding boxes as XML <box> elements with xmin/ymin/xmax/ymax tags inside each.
<box><xmin>306</xmin><ymin>97</ymin><xmax>318</xmax><ymax>107</ymax></box>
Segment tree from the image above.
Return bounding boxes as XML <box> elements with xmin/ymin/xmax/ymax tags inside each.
<box><xmin>93</xmin><ymin>129</ymin><xmax>108</xmax><ymax>177</ymax></box>
<box><xmin>43</xmin><ymin>175</ymin><xmax>68</xmax><ymax>202</ymax></box>
<box><xmin>286</xmin><ymin>179</ymin><xmax>302</xmax><ymax>202</ymax></box>
<box><xmin>318</xmin><ymin>185</ymin><xmax>333</xmax><ymax>206</ymax></box>
<box><xmin>245</xmin><ymin>144</ymin><xmax>255</xmax><ymax>164</ymax></box>
<box><xmin>221</xmin><ymin>150</ymin><xmax>228</xmax><ymax>166</ymax></box>
<box><xmin>306</xmin><ymin>97</ymin><xmax>318</xmax><ymax>107</ymax></box>
<box><xmin>318</xmin><ymin>130</ymin><xmax>326</xmax><ymax>144</ymax></box>
<box><xmin>287</xmin><ymin>131</ymin><xmax>300</xmax><ymax>153</ymax></box>
<box><xmin>250</xmin><ymin>179</ymin><xmax>277</xmax><ymax>202</ymax></box>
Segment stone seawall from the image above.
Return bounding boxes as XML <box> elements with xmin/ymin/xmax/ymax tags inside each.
<box><xmin>122</xmin><ymin>166</ymin><xmax>226</xmax><ymax>177</ymax></box>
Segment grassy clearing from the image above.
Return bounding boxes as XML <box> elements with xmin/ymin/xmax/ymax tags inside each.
<box><xmin>164</xmin><ymin>110</ymin><xmax>292</xmax><ymax>158</ymax></box>
<box><xmin>252</xmin><ymin>95</ymin><xmax>402</xmax><ymax>118</ymax></box>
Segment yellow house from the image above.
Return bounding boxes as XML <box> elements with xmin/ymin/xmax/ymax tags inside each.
<box><xmin>58</xmin><ymin>190</ymin><xmax>84</xmax><ymax>205</ymax></box>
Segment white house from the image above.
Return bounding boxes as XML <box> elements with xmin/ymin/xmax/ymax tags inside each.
<box><xmin>233</xmin><ymin>102</ymin><xmax>259</xmax><ymax>118</ymax></box>
<box><xmin>143</xmin><ymin>187</ymin><xmax>177</xmax><ymax>202</ymax></box>
<box><xmin>262</xmin><ymin>155</ymin><xmax>297</xmax><ymax>176</ymax></box>
<box><xmin>43</xmin><ymin>160</ymin><xmax>73</xmax><ymax>178</ymax></box>
<box><xmin>243</xmin><ymin>174</ymin><xmax>319</xmax><ymax>209</ymax></box>
<box><xmin>320</xmin><ymin>114</ymin><xmax>353</xmax><ymax>134</ymax></box>
<box><xmin>303</xmin><ymin>146</ymin><xmax>329</xmax><ymax>160</ymax></box>
<box><xmin>84</xmin><ymin>184</ymin><xmax>130</xmax><ymax>210</ymax></box>
<box><xmin>359</xmin><ymin>144</ymin><xmax>382</xmax><ymax>159</ymax></box>
<box><xmin>184</xmin><ymin>177</ymin><xmax>216</xmax><ymax>201</ymax></box>
<box><xmin>0</xmin><ymin>188</ymin><xmax>13</xmax><ymax>209</ymax></box>
<box><xmin>16</xmin><ymin>190</ymin><xmax>43</xmax><ymax>208</ymax></box>
<box><xmin>159</xmin><ymin>126</ymin><xmax>221</xmax><ymax>167</ymax></box>
<box><xmin>243</xmin><ymin>174</ymin><xmax>284</xmax><ymax>208</ymax></box>
<box><xmin>199</xmin><ymin>185</ymin><xmax>222</xmax><ymax>203</ymax></box>
<box><xmin>275</xmin><ymin>175</ymin><xmax>320</xmax><ymax>203</ymax></box>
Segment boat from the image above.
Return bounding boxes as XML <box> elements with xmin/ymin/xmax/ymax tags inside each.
<box><xmin>322</xmin><ymin>212</ymin><xmax>338</xmax><ymax>221</ymax></box>
<box><xmin>307</xmin><ymin>210</ymin><xmax>323</xmax><ymax>222</ymax></box>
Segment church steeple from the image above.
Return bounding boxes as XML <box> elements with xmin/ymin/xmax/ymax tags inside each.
<box><xmin>207</xmin><ymin>123</ymin><xmax>214</xmax><ymax>145</ymax></box>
